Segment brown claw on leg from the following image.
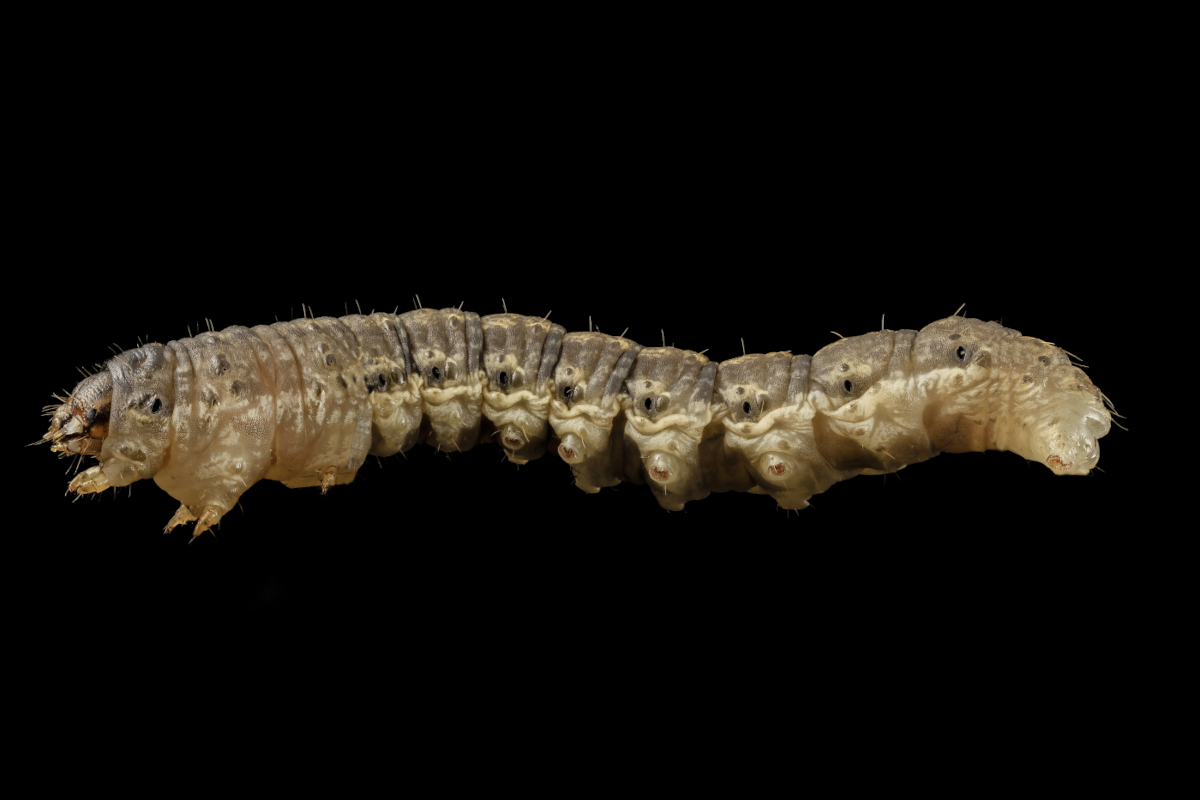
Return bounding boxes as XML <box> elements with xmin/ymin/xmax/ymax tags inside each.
<box><xmin>163</xmin><ymin>504</ymin><xmax>197</xmax><ymax>535</ymax></box>
<box><xmin>189</xmin><ymin>507</ymin><xmax>221</xmax><ymax>542</ymax></box>
<box><xmin>320</xmin><ymin>467</ymin><xmax>337</xmax><ymax>495</ymax></box>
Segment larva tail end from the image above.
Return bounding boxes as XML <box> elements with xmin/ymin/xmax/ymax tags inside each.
<box><xmin>1028</xmin><ymin>396</ymin><xmax>1111</xmax><ymax>477</ymax></box>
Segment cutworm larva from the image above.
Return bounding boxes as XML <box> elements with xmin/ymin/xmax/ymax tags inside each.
<box><xmin>40</xmin><ymin>301</ymin><xmax>1116</xmax><ymax>539</ymax></box>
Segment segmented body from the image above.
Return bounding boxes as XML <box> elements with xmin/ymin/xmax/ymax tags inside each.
<box><xmin>43</xmin><ymin>305</ymin><xmax>1114</xmax><ymax>538</ymax></box>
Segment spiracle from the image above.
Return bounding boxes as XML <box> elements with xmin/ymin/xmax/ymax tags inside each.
<box><xmin>37</xmin><ymin>298</ymin><xmax>1118</xmax><ymax>541</ymax></box>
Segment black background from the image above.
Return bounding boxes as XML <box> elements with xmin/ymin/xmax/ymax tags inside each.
<box><xmin>23</xmin><ymin>70</ymin><xmax>1143</xmax><ymax>670</ymax></box>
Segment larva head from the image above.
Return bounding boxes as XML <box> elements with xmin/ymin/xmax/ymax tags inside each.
<box><xmin>45</xmin><ymin>370</ymin><xmax>114</xmax><ymax>456</ymax></box>
<box><xmin>99</xmin><ymin>345</ymin><xmax>175</xmax><ymax>485</ymax></box>
<box><xmin>914</xmin><ymin>317</ymin><xmax>1111</xmax><ymax>475</ymax></box>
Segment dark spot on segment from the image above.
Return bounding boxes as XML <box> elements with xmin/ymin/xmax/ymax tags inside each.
<box><xmin>337</xmin><ymin>374</ymin><xmax>348</xmax><ymax>389</ymax></box>
<box><xmin>499</xmin><ymin>371</ymin><xmax>508</xmax><ymax>387</ymax></box>
<box><xmin>948</xmin><ymin>333</ymin><xmax>961</xmax><ymax>340</ymax></box>
<box><xmin>1023</xmin><ymin>375</ymin><xmax>1033</xmax><ymax>383</ymax></box>
<box><xmin>742</xmin><ymin>401</ymin><xmax>751</xmax><ymax>414</ymax></box>
<box><xmin>86</xmin><ymin>408</ymin><xmax>97</xmax><ymax>423</ymax></box>
<box><xmin>230</xmin><ymin>381</ymin><xmax>245</xmax><ymax>398</ymax></box>
<box><xmin>563</xmin><ymin>386</ymin><xmax>572</xmax><ymax>399</ymax></box>
<box><xmin>431</xmin><ymin>366</ymin><xmax>441</xmax><ymax>380</ymax></box>
<box><xmin>1038</xmin><ymin>356</ymin><xmax>1050</xmax><ymax>366</ymax></box>
<box><xmin>644</xmin><ymin>397</ymin><xmax>653</xmax><ymax>411</ymax></box>
<box><xmin>844</xmin><ymin>380</ymin><xmax>853</xmax><ymax>392</ymax></box>
<box><xmin>325</xmin><ymin>354</ymin><xmax>337</xmax><ymax>366</ymax></box>
<box><xmin>151</xmin><ymin>398</ymin><xmax>163</xmax><ymax>413</ymax></box>
<box><xmin>957</xmin><ymin>346</ymin><xmax>967</xmax><ymax>361</ymax></box>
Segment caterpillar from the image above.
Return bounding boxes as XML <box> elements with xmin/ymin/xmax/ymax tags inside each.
<box><xmin>39</xmin><ymin>300</ymin><xmax>1116</xmax><ymax>540</ymax></box>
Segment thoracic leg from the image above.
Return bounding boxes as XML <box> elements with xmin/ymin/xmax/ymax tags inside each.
<box><xmin>68</xmin><ymin>465</ymin><xmax>110</xmax><ymax>495</ymax></box>
<box><xmin>163</xmin><ymin>504</ymin><xmax>197</xmax><ymax>534</ymax></box>
<box><xmin>192</xmin><ymin>507</ymin><xmax>221</xmax><ymax>540</ymax></box>
<box><xmin>153</xmin><ymin>472</ymin><xmax>259</xmax><ymax>540</ymax></box>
